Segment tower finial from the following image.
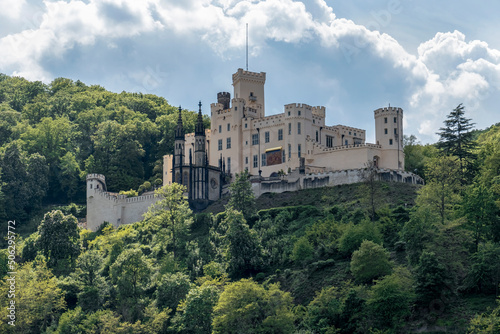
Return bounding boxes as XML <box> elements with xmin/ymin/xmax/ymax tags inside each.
<box><xmin>198</xmin><ymin>101</ymin><xmax>202</xmax><ymax>114</ymax></box>
<box><xmin>195</xmin><ymin>101</ymin><xmax>205</xmax><ymax>136</ymax></box>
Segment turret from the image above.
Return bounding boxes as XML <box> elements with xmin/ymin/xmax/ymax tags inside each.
<box><xmin>174</xmin><ymin>106</ymin><xmax>185</xmax><ymax>184</ymax></box>
<box><xmin>217</xmin><ymin>92</ymin><xmax>231</xmax><ymax>110</ymax></box>
<box><xmin>86</xmin><ymin>174</ymin><xmax>106</xmax><ymax>196</ymax></box>
<box><xmin>194</xmin><ymin>101</ymin><xmax>206</xmax><ymax>166</ymax></box>
<box><xmin>232</xmin><ymin>68</ymin><xmax>266</xmax><ymax>118</ymax></box>
<box><xmin>374</xmin><ymin>106</ymin><xmax>404</xmax><ymax>169</ymax></box>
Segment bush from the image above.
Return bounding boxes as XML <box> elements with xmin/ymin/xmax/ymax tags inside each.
<box><xmin>350</xmin><ymin>240</ymin><xmax>392</xmax><ymax>283</ymax></box>
<box><xmin>338</xmin><ymin>220</ymin><xmax>383</xmax><ymax>256</ymax></box>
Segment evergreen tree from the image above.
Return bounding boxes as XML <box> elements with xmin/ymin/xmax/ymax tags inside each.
<box><xmin>436</xmin><ymin>104</ymin><xmax>476</xmax><ymax>183</ymax></box>
<box><xmin>227</xmin><ymin>169</ymin><xmax>256</xmax><ymax>220</ymax></box>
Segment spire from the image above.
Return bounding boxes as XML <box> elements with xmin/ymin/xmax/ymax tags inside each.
<box><xmin>195</xmin><ymin>101</ymin><xmax>205</xmax><ymax>136</ymax></box>
<box><xmin>175</xmin><ymin>105</ymin><xmax>185</xmax><ymax>140</ymax></box>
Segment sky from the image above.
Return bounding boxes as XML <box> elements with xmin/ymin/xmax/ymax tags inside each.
<box><xmin>1</xmin><ymin>0</ymin><xmax>499</xmax><ymax>144</ymax></box>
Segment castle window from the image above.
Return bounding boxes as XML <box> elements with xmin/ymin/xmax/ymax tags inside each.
<box><xmin>227</xmin><ymin>157</ymin><xmax>231</xmax><ymax>173</ymax></box>
<box><xmin>384</xmin><ymin>128</ymin><xmax>388</xmax><ymax>134</ymax></box>
<box><xmin>389</xmin><ymin>139</ymin><xmax>393</xmax><ymax>145</ymax></box>
<box><xmin>219</xmin><ymin>125</ymin><xmax>222</xmax><ymax>133</ymax></box>
<box><xmin>262</xmin><ymin>153</ymin><xmax>267</xmax><ymax>166</ymax></box>
<box><xmin>245</xmin><ymin>123</ymin><xmax>247</xmax><ymax>128</ymax></box>
<box><xmin>349</xmin><ymin>131</ymin><xmax>351</xmax><ymax>135</ymax></box>
<box><xmin>226</xmin><ymin>137</ymin><xmax>231</xmax><ymax>149</ymax></box>
<box><xmin>288</xmin><ymin>111</ymin><xmax>291</xmax><ymax>116</ymax></box>
<box><xmin>298</xmin><ymin>110</ymin><xmax>301</xmax><ymax>116</ymax></box>
<box><xmin>227</xmin><ymin>123</ymin><xmax>230</xmax><ymax>131</ymax></box>
<box><xmin>265</xmin><ymin>131</ymin><xmax>270</xmax><ymax>143</ymax></box>
<box><xmin>288</xmin><ymin>144</ymin><xmax>291</xmax><ymax>159</ymax></box>
<box><xmin>298</xmin><ymin>122</ymin><xmax>301</xmax><ymax>135</ymax></box>
<box><xmin>282</xmin><ymin>149</ymin><xmax>286</xmax><ymax>163</ymax></box>
<box><xmin>90</xmin><ymin>184</ymin><xmax>92</xmax><ymax>189</ymax></box>
<box><xmin>252</xmin><ymin>133</ymin><xmax>259</xmax><ymax>145</ymax></box>
<box><xmin>326</xmin><ymin>135</ymin><xmax>333</xmax><ymax>148</ymax></box>
<box><xmin>345</xmin><ymin>140</ymin><xmax>348</xmax><ymax>146</ymax></box>
<box><xmin>394</xmin><ymin>128</ymin><xmax>397</xmax><ymax>135</ymax></box>
<box><xmin>394</xmin><ymin>117</ymin><xmax>397</xmax><ymax>123</ymax></box>
<box><xmin>354</xmin><ymin>132</ymin><xmax>357</xmax><ymax>136</ymax></box>
<box><xmin>316</xmin><ymin>131</ymin><xmax>319</xmax><ymax>142</ymax></box>
<box><xmin>288</xmin><ymin>123</ymin><xmax>291</xmax><ymax>135</ymax></box>
<box><xmin>253</xmin><ymin>155</ymin><xmax>258</xmax><ymax>168</ymax></box>
<box><xmin>218</xmin><ymin>139</ymin><xmax>223</xmax><ymax>151</ymax></box>
<box><xmin>245</xmin><ymin>140</ymin><xmax>248</xmax><ymax>145</ymax></box>
<box><xmin>313</xmin><ymin>119</ymin><xmax>316</xmax><ymax>124</ymax></box>
<box><xmin>298</xmin><ymin>144</ymin><xmax>301</xmax><ymax>158</ymax></box>
<box><xmin>278</xmin><ymin>129</ymin><xmax>283</xmax><ymax>141</ymax></box>
<box><xmin>245</xmin><ymin>156</ymin><xmax>248</xmax><ymax>164</ymax></box>
<box><xmin>384</xmin><ymin>117</ymin><xmax>387</xmax><ymax>123</ymax></box>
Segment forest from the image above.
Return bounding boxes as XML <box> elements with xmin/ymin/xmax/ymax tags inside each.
<box><xmin>0</xmin><ymin>74</ymin><xmax>499</xmax><ymax>333</ymax></box>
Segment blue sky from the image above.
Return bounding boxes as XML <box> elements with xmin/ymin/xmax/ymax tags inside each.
<box><xmin>1</xmin><ymin>0</ymin><xmax>499</xmax><ymax>143</ymax></box>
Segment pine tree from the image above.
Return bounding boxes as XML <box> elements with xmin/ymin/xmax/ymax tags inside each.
<box><xmin>436</xmin><ymin>104</ymin><xmax>476</xmax><ymax>183</ymax></box>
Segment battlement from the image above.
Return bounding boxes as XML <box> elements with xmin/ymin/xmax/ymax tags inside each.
<box><xmin>232</xmin><ymin>68</ymin><xmax>266</xmax><ymax>83</ymax></box>
<box><xmin>86</xmin><ymin>173</ymin><xmax>105</xmax><ymax>182</ymax></box>
<box><xmin>312</xmin><ymin>106</ymin><xmax>326</xmax><ymax>118</ymax></box>
<box><xmin>374</xmin><ymin>107</ymin><xmax>403</xmax><ymax>116</ymax></box>
<box><xmin>285</xmin><ymin>103</ymin><xmax>313</xmax><ymax>110</ymax></box>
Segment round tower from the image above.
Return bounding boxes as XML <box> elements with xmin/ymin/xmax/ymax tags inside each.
<box><xmin>217</xmin><ymin>92</ymin><xmax>231</xmax><ymax>110</ymax></box>
<box><xmin>86</xmin><ymin>174</ymin><xmax>107</xmax><ymax>196</ymax></box>
<box><xmin>374</xmin><ymin>107</ymin><xmax>404</xmax><ymax>170</ymax></box>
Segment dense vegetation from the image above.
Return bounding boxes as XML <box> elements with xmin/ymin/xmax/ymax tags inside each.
<box><xmin>0</xmin><ymin>75</ymin><xmax>499</xmax><ymax>333</ymax></box>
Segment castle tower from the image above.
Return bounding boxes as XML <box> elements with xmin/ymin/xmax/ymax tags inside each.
<box><xmin>232</xmin><ymin>68</ymin><xmax>266</xmax><ymax>118</ymax></box>
<box><xmin>217</xmin><ymin>92</ymin><xmax>231</xmax><ymax>110</ymax></box>
<box><xmin>374</xmin><ymin>106</ymin><xmax>404</xmax><ymax>169</ymax></box>
<box><xmin>194</xmin><ymin>101</ymin><xmax>206</xmax><ymax>166</ymax></box>
<box><xmin>86</xmin><ymin>173</ymin><xmax>107</xmax><ymax>195</ymax></box>
<box><xmin>174</xmin><ymin>106</ymin><xmax>185</xmax><ymax>184</ymax></box>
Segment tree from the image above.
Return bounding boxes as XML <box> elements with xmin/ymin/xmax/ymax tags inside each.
<box><xmin>416</xmin><ymin>155</ymin><xmax>462</xmax><ymax>224</ymax></box>
<box><xmin>73</xmin><ymin>249</ymin><xmax>108</xmax><ymax>312</ymax></box>
<box><xmin>436</xmin><ymin>103</ymin><xmax>476</xmax><ymax>184</ymax></box>
<box><xmin>37</xmin><ymin>210</ymin><xmax>80</xmax><ymax>270</ymax></box>
<box><xmin>414</xmin><ymin>251</ymin><xmax>449</xmax><ymax>304</ymax></box>
<box><xmin>227</xmin><ymin>169</ymin><xmax>256</xmax><ymax>220</ymax></box>
<box><xmin>173</xmin><ymin>284</ymin><xmax>220</xmax><ymax>334</ymax></box>
<box><xmin>366</xmin><ymin>267</ymin><xmax>415</xmax><ymax>330</ymax></box>
<box><xmin>403</xmin><ymin>134</ymin><xmax>439</xmax><ymax>180</ymax></box>
<box><xmin>468</xmin><ymin>300</ymin><xmax>500</xmax><ymax>333</ymax></box>
<box><xmin>462</xmin><ymin>183</ymin><xmax>499</xmax><ymax>252</ymax></box>
<box><xmin>212</xmin><ymin>279</ymin><xmax>295</xmax><ymax>334</ymax></box>
<box><xmin>223</xmin><ymin>207</ymin><xmax>263</xmax><ymax>279</ymax></box>
<box><xmin>144</xmin><ymin>183</ymin><xmax>193</xmax><ymax>259</ymax></box>
<box><xmin>110</xmin><ymin>248</ymin><xmax>153</xmax><ymax>322</ymax></box>
<box><xmin>304</xmin><ymin>286</ymin><xmax>345</xmax><ymax>333</ymax></box>
<box><xmin>291</xmin><ymin>236</ymin><xmax>314</xmax><ymax>265</ymax></box>
<box><xmin>466</xmin><ymin>242</ymin><xmax>500</xmax><ymax>294</ymax></box>
<box><xmin>338</xmin><ymin>220</ymin><xmax>383</xmax><ymax>256</ymax></box>
<box><xmin>0</xmin><ymin>257</ymin><xmax>66</xmax><ymax>333</ymax></box>
<box><xmin>350</xmin><ymin>240</ymin><xmax>393</xmax><ymax>283</ymax></box>
<box><xmin>156</xmin><ymin>272</ymin><xmax>192</xmax><ymax>311</ymax></box>
<box><xmin>360</xmin><ymin>160</ymin><xmax>381</xmax><ymax>221</ymax></box>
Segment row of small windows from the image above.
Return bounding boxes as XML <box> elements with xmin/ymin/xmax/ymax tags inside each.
<box><xmin>217</xmin><ymin>138</ymin><xmax>232</xmax><ymax>150</ymax></box>
<box><xmin>287</xmin><ymin>110</ymin><xmax>302</xmax><ymax>116</ymax></box>
<box><xmin>384</xmin><ymin>117</ymin><xmax>398</xmax><ymax>124</ymax></box>
<box><xmin>218</xmin><ymin>123</ymin><xmax>232</xmax><ymax>133</ymax></box>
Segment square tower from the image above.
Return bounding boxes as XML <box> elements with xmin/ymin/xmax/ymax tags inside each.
<box><xmin>232</xmin><ymin>68</ymin><xmax>266</xmax><ymax>118</ymax></box>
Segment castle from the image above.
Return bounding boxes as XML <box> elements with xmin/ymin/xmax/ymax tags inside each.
<box><xmin>86</xmin><ymin>68</ymin><xmax>422</xmax><ymax>231</ymax></box>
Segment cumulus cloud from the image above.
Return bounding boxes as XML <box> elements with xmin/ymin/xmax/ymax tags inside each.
<box><xmin>0</xmin><ymin>0</ymin><xmax>499</xmax><ymax>142</ymax></box>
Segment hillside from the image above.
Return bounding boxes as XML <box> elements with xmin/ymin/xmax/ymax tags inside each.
<box><xmin>0</xmin><ymin>74</ymin><xmax>499</xmax><ymax>333</ymax></box>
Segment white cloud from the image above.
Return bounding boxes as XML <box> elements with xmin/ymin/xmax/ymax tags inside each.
<box><xmin>0</xmin><ymin>0</ymin><xmax>26</xmax><ymax>19</ymax></box>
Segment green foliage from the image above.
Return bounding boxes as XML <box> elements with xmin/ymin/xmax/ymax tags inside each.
<box><xmin>366</xmin><ymin>267</ymin><xmax>415</xmax><ymax>330</ymax></box>
<box><xmin>173</xmin><ymin>284</ymin><xmax>220</xmax><ymax>334</ymax></box>
<box><xmin>144</xmin><ymin>183</ymin><xmax>193</xmax><ymax>259</ymax></box>
<box><xmin>292</xmin><ymin>236</ymin><xmax>314</xmax><ymax>265</ymax></box>
<box><xmin>338</xmin><ymin>220</ymin><xmax>383</xmax><ymax>256</ymax></box>
<box><xmin>223</xmin><ymin>207</ymin><xmax>263</xmax><ymax>278</ymax></box>
<box><xmin>400</xmin><ymin>206</ymin><xmax>439</xmax><ymax>265</ymax></box>
<box><xmin>110</xmin><ymin>248</ymin><xmax>153</xmax><ymax>322</ymax></box>
<box><xmin>0</xmin><ymin>256</ymin><xmax>66</xmax><ymax>333</ymax></box>
<box><xmin>227</xmin><ymin>169</ymin><xmax>256</xmax><ymax>220</ymax></box>
<box><xmin>350</xmin><ymin>240</ymin><xmax>393</xmax><ymax>283</ymax></box>
<box><xmin>466</xmin><ymin>242</ymin><xmax>500</xmax><ymax>294</ymax></box>
<box><xmin>403</xmin><ymin>134</ymin><xmax>439</xmax><ymax>179</ymax></box>
<box><xmin>37</xmin><ymin>210</ymin><xmax>80</xmax><ymax>270</ymax></box>
<box><xmin>156</xmin><ymin>271</ymin><xmax>192</xmax><ymax>311</ymax></box>
<box><xmin>416</xmin><ymin>155</ymin><xmax>462</xmax><ymax>224</ymax></box>
<box><xmin>436</xmin><ymin>103</ymin><xmax>477</xmax><ymax>183</ymax></box>
<box><xmin>119</xmin><ymin>189</ymin><xmax>139</xmax><ymax>197</ymax></box>
<box><xmin>212</xmin><ymin>279</ymin><xmax>295</xmax><ymax>334</ymax></box>
<box><xmin>415</xmin><ymin>251</ymin><xmax>449</xmax><ymax>304</ymax></box>
<box><xmin>303</xmin><ymin>286</ymin><xmax>344</xmax><ymax>333</ymax></box>
<box><xmin>468</xmin><ymin>300</ymin><xmax>500</xmax><ymax>333</ymax></box>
